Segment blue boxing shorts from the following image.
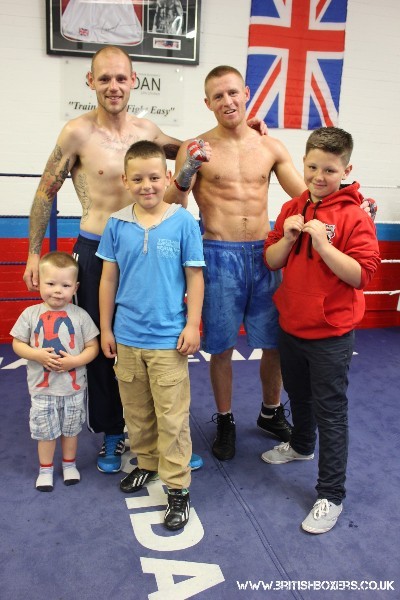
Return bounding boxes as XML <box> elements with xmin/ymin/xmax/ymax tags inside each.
<box><xmin>201</xmin><ymin>240</ymin><xmax>281</xmax><ymax>355</ymax></box>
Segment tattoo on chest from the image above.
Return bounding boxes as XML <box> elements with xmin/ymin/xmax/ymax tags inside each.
<box><xmin>75</xmin><ymin>173</ymin><xmax>91</xmax><ymax>221</ymax></box>
<box><xmin>99</xmin><ymin>132</ymin><xmax>137</xmax><ymax>151</ymax></box>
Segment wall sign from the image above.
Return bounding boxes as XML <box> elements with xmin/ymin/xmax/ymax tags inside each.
<box><xmin>61</xmin><ymin>59</ymin><xmax>184</xmax><ymax>126</ymax></box>
<box><xmin>46</xmin><ymin>0</ymin><xmax>201</xmax><ymax>65</ymax></box>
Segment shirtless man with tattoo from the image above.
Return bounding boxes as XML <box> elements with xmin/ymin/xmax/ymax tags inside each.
<box><xmin>165</xmin><ymin>65</ymin><xmax>373</xmax><ymax>462</ymax></box>
<box><xmin>23</xmin><ymin>46</ymin><xmax>185</xmax><ymax>474</ymax></box>
<box><xmin>23</xmin><ymin>50</ymin><xmax>266</xmax><ymax>475</ymax></box>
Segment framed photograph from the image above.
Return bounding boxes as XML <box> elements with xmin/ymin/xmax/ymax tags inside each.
<box><xmin>46</xmin><ymin>0</ymin><xmax>201</xmax><ymax>65</ymax></box>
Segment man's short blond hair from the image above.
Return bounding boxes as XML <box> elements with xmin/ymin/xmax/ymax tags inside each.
<box><xmin>91</xmin><ymin>45</ymin><xmax>132</xmax><ymax>75</ymax></box>
<box><xmin>204</xmin><ymin>65</ymin><xmax>244</xmax><ymax>96</ymax></box>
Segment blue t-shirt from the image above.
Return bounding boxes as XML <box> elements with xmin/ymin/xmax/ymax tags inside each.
<box><xmin>96</xmin><ymin>203</ymin><xmax>205</xmax><ymax>349</ymax></box>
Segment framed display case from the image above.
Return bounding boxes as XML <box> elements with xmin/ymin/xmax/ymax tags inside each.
<box><xmin>46</xmin><ymin>0</ymin><xmax>201</xmax><ymax>65</ymax></box>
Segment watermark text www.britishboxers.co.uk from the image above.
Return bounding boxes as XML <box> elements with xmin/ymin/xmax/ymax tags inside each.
<box><xmin>236</xmin><ymin>580</ymin><xmax>395</xmax><ymax>592</ymax></box>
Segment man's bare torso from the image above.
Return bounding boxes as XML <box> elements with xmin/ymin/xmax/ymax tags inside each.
<box><xmin>193</xmin><ymin>127</ymin><xmax>278</xmax><ymax>242</ymax></box>
<box><xmin>70</xmin><ymin>111</ymin><xmax>160</xmax><ymax>235</ymax></box>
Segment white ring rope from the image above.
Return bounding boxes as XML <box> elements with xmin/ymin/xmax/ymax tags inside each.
<box><xmin>269</xmin><ymin>182</ymin><xmax>400</xmax><ymax>189</ymax></box>
<box><xmin>355</xmin><ymin>185</ymin><xmax>400</xmax><ymax>189</ymax></box>
<box><xmin>364</xmin><ymin>290</ymin><xmax>400</xmax><ymax>295</ymax></box>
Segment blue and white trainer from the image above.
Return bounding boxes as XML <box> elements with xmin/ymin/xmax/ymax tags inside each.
<box><xmin>189</xmin><ymin>453</ymin><xmax>204</xmax><ymax>470</ymax></box>
<box><xmin>97</xmin><ymin>434</ymin><xmax>125</xmax><ymax>473</ymax></box>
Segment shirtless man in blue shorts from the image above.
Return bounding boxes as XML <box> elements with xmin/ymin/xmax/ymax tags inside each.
<box><xmin>165</xmin><ymin>65</ymin><xmax>374</xmax><ymax>461</ymax></box>
<box><xmin>164</xmin><ymin>66</ymin><xmax>307</xmax><ymax>460</ymax></box>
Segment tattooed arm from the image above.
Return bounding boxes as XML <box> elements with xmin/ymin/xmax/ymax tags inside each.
<box><xmin>23</xmin><ymin>124</ymin><xmax>79</xmax><ymax>291</ymax></box>
<box><xmin>150</xmin><ymin>124</ymin><xmax>182</xmax><ymax>160</ymax></box>
<box><xmin>155</xmin><ymin>131</ymin><xmax>182</xmax><ymax>160</ymax></box>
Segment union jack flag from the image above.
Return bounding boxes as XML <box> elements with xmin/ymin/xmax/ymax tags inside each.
<box><xmin>245</xmin><ymin>0</ymin><xmax>348</xmax><ymax>129</ymax></box>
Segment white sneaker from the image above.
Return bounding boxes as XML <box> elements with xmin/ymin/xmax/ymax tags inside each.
<box><xmin>261</xmin><ymin>441</ymin><xmax>314</xmax><ymax>464</ymax></box>
<box><xmin>302</xmin><ymin>499</ymin><xmax>343</xmax><ymax>534</ymax></box>
<box><xmin>63</xmin><ymin>466</ymin><xmax>81</xmax><ymax>486</ymax></box>
<box><xmin>36</xmin><ymin>471</ymin><xmax>53</xmax><ymax>492</ymax></box>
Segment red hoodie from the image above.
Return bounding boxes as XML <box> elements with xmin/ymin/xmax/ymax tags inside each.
<box><xmin>264</xmin><ymin>182</ymin><xmax>380</xmax><ymax>339</ymax></box>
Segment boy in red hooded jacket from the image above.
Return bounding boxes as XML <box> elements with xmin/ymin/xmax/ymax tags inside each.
<box><xmin>261</xmin><ymin>127</ymin><xmax>380</xmax><ymax>534</ymax></box>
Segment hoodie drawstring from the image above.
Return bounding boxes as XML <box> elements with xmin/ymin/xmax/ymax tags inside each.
<box><xmin>295</xmin><ymin>198</ymin><xmax>322</xmax><ymax>258</ymax></box>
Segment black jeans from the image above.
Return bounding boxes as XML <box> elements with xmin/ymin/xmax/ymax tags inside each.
<box><xmin>279</xmin><ymin>328</ymin><xmax>354</xmax><ymax>504</ymax></box>
<box><xmin>73</xmin><ymin>235</ymin><xmax>124</xmax><ymax>436</ymax></box>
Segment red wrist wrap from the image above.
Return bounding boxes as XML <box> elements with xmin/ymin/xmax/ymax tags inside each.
<box><xmin>174</xmin><ymin>179</ymin><xmax>190</xmax><ymax>192</ymax></box>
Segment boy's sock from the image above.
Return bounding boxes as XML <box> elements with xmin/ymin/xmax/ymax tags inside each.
<box><xmin>262</xmin><ymin>402</ymin><xmax>280</xmax><ymax>410</ymax></box>
<box><xmin>36</xmin><ymin>464</ymin><xmax>54</xmax><ymax>492</ymax></box>
<box><xmin>62</xmin><ymin>458</ymin><xmax>80</xmax><ymax>486</ymax></box>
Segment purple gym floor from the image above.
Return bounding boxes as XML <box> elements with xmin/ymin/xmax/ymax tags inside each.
<box><xmin>1</xmin><ymin>327</ymin><xmax>399</xmax><ymax>599</ymax></box>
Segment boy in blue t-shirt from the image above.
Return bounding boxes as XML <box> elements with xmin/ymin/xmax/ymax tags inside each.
<box><xmin>97</xmin><ymin>141</ymin><xmax>205</xmax><ymax>531</ymax></box>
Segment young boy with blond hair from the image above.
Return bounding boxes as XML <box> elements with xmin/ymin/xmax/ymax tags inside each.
<box><xmin>11</xmin><ymin>251</ymin><xmax>99</xmax><ymax>491</ymax></box>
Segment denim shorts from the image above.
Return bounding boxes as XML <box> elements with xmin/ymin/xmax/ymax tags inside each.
<box><xmin>202</xmin><ymin>240</ymin><xmax>281</xmax><ymax>354</ymax></box>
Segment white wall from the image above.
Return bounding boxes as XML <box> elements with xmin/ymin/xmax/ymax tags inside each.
<box><xmin>0</xmin><ymin>0</ymin><xmax>399</xmax><ymax>223</ymax></box>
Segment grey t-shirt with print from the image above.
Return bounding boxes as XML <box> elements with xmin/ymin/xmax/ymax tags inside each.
<box><xmin>10</xmin><ymin>303</ymin><xmax>99</xmax><ymax>398</ymax></box>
